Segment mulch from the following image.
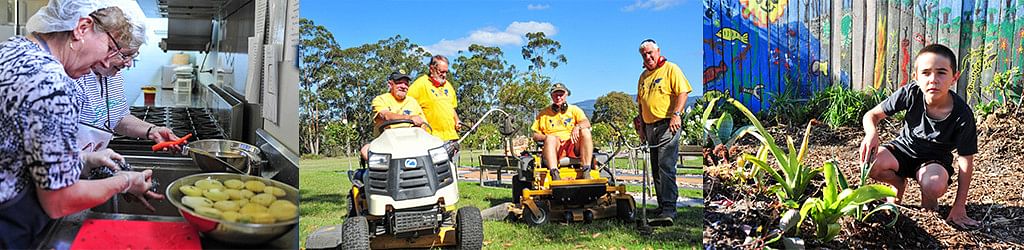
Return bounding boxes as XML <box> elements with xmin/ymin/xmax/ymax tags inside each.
<box><xmin>703</xmin><ymin>103</ymin><xmax>1024</xmax><ymax>248</ymax></box>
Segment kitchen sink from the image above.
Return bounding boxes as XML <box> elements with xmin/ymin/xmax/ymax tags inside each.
<box><xmin>90</xmin><ymin>157</ymin><xmax>203</xmax><ymax>217</ymax></box>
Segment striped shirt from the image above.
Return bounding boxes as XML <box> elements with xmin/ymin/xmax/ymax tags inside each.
<box><xmin>74</xmin><ymin>72</ymin><xmax>129</xmax><ymax>130</ymax></box>
<box><xmin>0</xmin><ymin>36</ymin><xmax>83</xmax><ymax>203</ymax></box>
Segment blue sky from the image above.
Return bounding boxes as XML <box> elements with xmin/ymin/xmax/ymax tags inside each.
<box><xmin>302</xmin><ymin>0</ymin><xmax>702</xmax><ymax>102</ymax></box>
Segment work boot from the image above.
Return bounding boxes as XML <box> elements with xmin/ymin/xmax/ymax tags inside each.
<box><xmin>579</xmin><ymin>165</ymin><xmax>592</xmax><ymax>179</ymax></box>
<box><xmin>649</xmin><ymin>210</ymin><xmax>676</xmax><ymax>226</ymax></box>
<box><xmin>549</xmin><ymin>168</ymin><xmax>561</xmax><ymax>180</ymax></box>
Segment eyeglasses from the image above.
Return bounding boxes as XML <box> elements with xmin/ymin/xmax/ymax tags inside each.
<box><xmin>88</xmin><ymin>13</ymin><xmax>129</xmax><ymax>61</ymax></box>
<box><xmin>640</xmin><ymin>38</ymin><xmax>656</xmax><ymax>45</ymax></box>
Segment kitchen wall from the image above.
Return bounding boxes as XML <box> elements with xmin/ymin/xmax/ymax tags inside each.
<box><xmin>121</xmin><ymin>17</ymin><xmax>207</xmax><ymax>106</ymax></box>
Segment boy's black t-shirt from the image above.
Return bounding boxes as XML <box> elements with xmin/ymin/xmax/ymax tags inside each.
<box><xmin>881</xmin><ymin>83</ymin><xmax>978</xmax><ymax>159</ymax></box>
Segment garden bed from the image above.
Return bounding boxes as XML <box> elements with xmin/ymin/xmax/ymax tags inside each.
<box><xmin>703</xmin><ymin>103</ymin><xmax>1024</xmax><ymax>248</ymax></box>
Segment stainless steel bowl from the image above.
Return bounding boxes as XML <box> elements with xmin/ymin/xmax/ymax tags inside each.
<box><xmin>183</xmin><ymin>139</ymin><xmax>263</xmax><ymax>176</ymax></box>
<box><xmin>166</xmin><ymin>172</ymin><xmax>298</xmax><ymax>245</ymax></box>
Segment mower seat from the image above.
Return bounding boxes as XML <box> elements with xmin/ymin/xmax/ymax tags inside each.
<box><xmin>540</xmin><ymin>151</ymin><xmax>610</xmax><ymax>167</ymax></box>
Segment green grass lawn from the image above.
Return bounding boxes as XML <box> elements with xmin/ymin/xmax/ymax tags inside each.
<box><xmin>299</xmin><ymin>157</ymin><xmax>702</xmax><ymax>249</ymax></box>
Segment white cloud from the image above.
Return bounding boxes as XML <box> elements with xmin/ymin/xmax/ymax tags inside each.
<box><xmin>423</xmin><ymin>21</ymin><xmax>558</xmax><ymax>56</ymax></box>
<box><xmin>623</xmin><ymin>0</ymin><xmax>682</xmax><ymax>11</ymax></box>
<box><xmin>527</xmin><ymin>4</ymin><xmax>550</xmax><ymax>10</ymax></box>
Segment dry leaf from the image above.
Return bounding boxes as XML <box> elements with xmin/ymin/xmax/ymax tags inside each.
<box><xmin>592</xmin><ymin>232</ymin><xmax>602</xmax><ymax>238</ymax></box>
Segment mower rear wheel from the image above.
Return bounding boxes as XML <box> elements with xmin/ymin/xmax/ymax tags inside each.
<box><xmin>341</xmin><ymin>216</ymin><xmax>369</xmax><ymax>250</ymax></box>
<box><xmin>512</xmin><ymin>174</ymin><xmax>525</xmax><ymax>204</ymax></box>
<box><xmin>456</xmin><ymin>206</ymin><xmax>484</xmax><ymax>250</ymax></box>
<box><xmin>523</xmin><ymin>201</ymin><xmax>549</xmax><ymax>226</ymax></box>
<box><xmin>616</xmin><ymin>199</ymin><xmax>635</xmax><ymax>222</ymax></box>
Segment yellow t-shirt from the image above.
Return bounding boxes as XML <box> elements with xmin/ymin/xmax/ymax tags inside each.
<box><xmin>408</xmin><ymin>75</ymin><xmax>459</xmax><ymax>140</ymax></box>
<box><xmin>371</xmin><ymin>93</ymin><xmax>425</xmax><ymax>130</ymax></box>
<box><xmin>636</xmin><ymin>61</ymin><xmax>692</xmax><ymax>124</ymax></box>
<box><xmin>531</xmin><ymin>104</ymin><xmax>588</xmax><ymax>141</ymax></box>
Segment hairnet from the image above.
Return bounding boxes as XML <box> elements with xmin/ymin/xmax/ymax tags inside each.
<box><xmin>111</xmin><ymin>0</ymin><xmax>149</xmax><ymax>49</ymax></box>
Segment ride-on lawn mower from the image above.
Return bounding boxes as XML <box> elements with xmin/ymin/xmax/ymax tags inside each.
<box><xmin>509</xmin><ymin>130</ymin><xmax>635</xmax><ymax>225</ymax></box>
<box><xmin>329</xmin><ymin>119</ymin><xmax>483</xmax><ymax>249</ymax></box>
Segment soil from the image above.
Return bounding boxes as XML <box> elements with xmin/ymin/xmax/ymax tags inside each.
<box><xmin>703</xmin><ymin>104</ymin><xmax>1024</xmax><ymax>248</ymax></box>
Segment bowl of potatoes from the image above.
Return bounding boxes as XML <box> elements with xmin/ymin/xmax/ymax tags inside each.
<box><xmin>166</xmin><ymin>172</ymin><xmax>299</xmax><ymax>245</ymax></box>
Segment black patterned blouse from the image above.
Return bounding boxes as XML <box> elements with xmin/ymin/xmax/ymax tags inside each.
<box><xmin>0</xmin><ymin>36</ymin><xmax>83</xmax><ymax>204</ymax></box>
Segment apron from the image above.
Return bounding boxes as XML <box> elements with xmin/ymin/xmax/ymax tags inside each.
<box><xmin>0</xmin><ymin>187</ymin><xmax>53</xmax><ymax>249</ymax></box>
<box><xmin>77</xmin><ymin>122</ymin><xmax>113</xmax><ymax>152</ymax></box>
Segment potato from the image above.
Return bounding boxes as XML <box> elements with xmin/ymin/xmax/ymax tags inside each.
<box><xmin>224</xmin><ymin>179</ymin><xmax>244</xmax><ymax>189</ymax></box>
<box><xmin>181</xmin><ymin>196</ymin><xmax>213</xmax><ymax>209</ymax></box>
<box><xmin>179</xmin><ymin>185</ymin><xmax>203</xmax><ymax>197</ymax></box>
<box><xmin>268</xmin><ymin>201</ymin><xmax>297</xmax><ymax>221</ymax></box>
<box><xmin>244</xmin><ymin>180</ymin><xmax>266</xmax><ymax>192</ymax></box>
<box><xmin>194</xmin><ymin>178</ymin><xmax>224</xmax><ymax>190</ymax></box>
<box><xmin>236</xmin><ymin>213</ymin><xmax>254</xmax><ymax>223</ymax></box>
<box><xmin>213</xmin><ymin>200</ymin><xmax>240</xmax><ymax>212</ymax></box>
<box><xmin>225</xmin><ymin>189</ymin><xmax>242</xmax><ymax>200</ymax></box>
<box><xmin>221</xmin><ymin>211</ymin><xmax>241</xmax><ymax>222</ymax></box>
<box><xmin>239</xmin><ymin>189</ymin><xmax>255</xmax><ymax>199</ymax></box>
<box><xmin>194</xmin><ymin>206</ymin><xmax>223</xmax><ymax>219</ymax></box>
<box><xmin>269</xmin><ymin>200</ymin><xmax>294</xmax><ymax>208</ymax></box>
<box><xmin>203</xmin><ymin>188</ymin><xmax>230</xmax><ymax>201</ymax></box>
<box><xmin>250</xmin><ymin>193</ymin><xmax>276</xmax><ymax>207</ymax></box>
<box><xmin>233</xmin><ymin>198</ymin><xmax>249</xmax><ymax>207</ymax></box>
<box><xmin>250</xmin><ymin>212</ymin><xmax>276</xmax><ymax>224</ymax></box>
<box><xmin>239</xmin><ymin>203</ymin><xmax>267</xmax><ymax>214</ymax></box>
<box><xmin>262</xmin><ymin>186</ymin><xmax>287</xmax><ymax>198</ymax></box>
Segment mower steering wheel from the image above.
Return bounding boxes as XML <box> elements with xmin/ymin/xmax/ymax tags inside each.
<box><xmin>377</xmin><ymin>119</ymin><xmax>434</xmax><ymax>133</ymax></box>
<box><xmin>377</xmin><ymin>119</ymin><xmax>416</xmax><ymax>131</ymax></box>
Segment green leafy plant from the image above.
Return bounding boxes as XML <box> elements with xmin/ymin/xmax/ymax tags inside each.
<box><xmin>728</xmin><ymin>98</ymin><xmax>820</xmax><ymax>208</ymax></box>
<box><xmin>767</xmin><ymin>83</ymin><xmax>814</xmax><ymax>127</ymax></box>
<box><xmin>799</xmin><ymin>160</ymin><xmax>898</xmax><ymax>241</ymax></box>
<box><xmin>702</xmin><ymin>97</ymin><xmax>758</xmax><ymax>165</ymax></box>
<box><xmin>984</xmin><ymin>67</ymin><xmax>1019</xmax><ymax>104</ymax></box>
<box><xmin>817</xmin><ymin>85</ymin><xmax>877</xmax><ymax>128</ymax></box>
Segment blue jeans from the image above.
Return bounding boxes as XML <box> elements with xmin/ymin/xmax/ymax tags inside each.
<box><xmin>644</xmin><ymin>119</ymin><xmax>680</xmax><ymax>216</ymax></box>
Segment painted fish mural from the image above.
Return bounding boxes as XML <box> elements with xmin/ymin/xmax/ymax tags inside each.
<box><xmin>716</xmin><ymin>27</ymin><xmax>750</xmax><ymax>44</ymax></box>
<box><xmin>704</xmin><ymin>61</ymin><xmax>728</xmax><ymax>84</ymax></box>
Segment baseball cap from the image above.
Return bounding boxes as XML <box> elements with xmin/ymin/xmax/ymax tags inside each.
<box><xmin>388</xmin><ymin>70</ymin><xmax>411</xmax><ymax>81</ymax></box>
<box><xmin>550</xmin><ymin>83</ymin><xmax>570</xmax><ymax>95</ymax></box>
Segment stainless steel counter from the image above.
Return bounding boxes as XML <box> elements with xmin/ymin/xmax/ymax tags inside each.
<box><xmin>32</xmin><ymin>155</ymin><xmax>299</xmax><ymax>249</ymax></box>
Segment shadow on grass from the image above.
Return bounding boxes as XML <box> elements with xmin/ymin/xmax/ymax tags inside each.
<box><xmin>514</xmin><ymin>207</ymin><xmax>702</xmax><ymax>247</ymax></box>
<box><xmin>298</xmin><ymin>189</ymin><xmax>346</xmax><ymax>217</ymax></box>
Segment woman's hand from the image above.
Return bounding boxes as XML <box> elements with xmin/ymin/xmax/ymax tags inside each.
<box><xmin>81</xmin><ymin>149</ymin><xmax>124</xmax><ymax>172</ymax></box>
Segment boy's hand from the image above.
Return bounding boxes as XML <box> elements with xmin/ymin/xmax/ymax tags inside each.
<box><xmin>948</xmin><ymin>207</ymin><xmax>979</xmax><ymax>228</ymax></box>
<box><xmin>859</xmin><ymin>134</ymin><xmax>881</xmax><ymax>163</ymax></box>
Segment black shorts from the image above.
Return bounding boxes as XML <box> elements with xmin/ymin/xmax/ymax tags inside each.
<box><xmin>883</xmin><ymin>144</ymin><xmax>955</xmax><ymax>185</ymax></box>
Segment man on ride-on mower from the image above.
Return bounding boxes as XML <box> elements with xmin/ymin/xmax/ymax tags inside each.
<box><xmin>359</xmin><ymin>71</ymin><xmax>426</xmax><ymax>160</ymax></box>
<box><xmin>531</xmin><ymin>83</ymin><xmax>593</xmax><ymax>180</ymax></box>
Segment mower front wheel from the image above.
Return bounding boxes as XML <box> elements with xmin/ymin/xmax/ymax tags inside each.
<box><xmin>523</xmin><ymin>201</ymin><xmax>549</xmax><ymax>226</ymax></box>
<box><xmin>341</xmin><ymin>216</ymin><xmax>369</xmax><ymax>250</ymax></box>
<box><xmin>456</xmin><ymin>206</ymin><xmax>484</xmax><ymax>250</ymax></box>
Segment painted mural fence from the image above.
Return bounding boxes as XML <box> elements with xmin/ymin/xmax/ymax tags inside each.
<box><xmin>704</xmin><ymin>0</ymin><xmax>1024</xmax><ymax>113</ymax></box>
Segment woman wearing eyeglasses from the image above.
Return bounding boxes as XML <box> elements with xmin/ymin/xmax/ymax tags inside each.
<box><xmin>0</xmin><ymin>0</ymin><xmax>161</xmax><ymax>248</ymax></box>
<box><xmin>72</xmin><ymin>2</ymin><xmax>181</xmax><ymax>155</ymax></box>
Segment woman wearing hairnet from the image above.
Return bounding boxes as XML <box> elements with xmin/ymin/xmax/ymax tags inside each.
<box><xmin>0</xmin><ymin>0</ymin><xmax>161</xmax><ymax>248</ymax></box>
<box><xmin>72</xmin><ymin>2</ymin><xmax>182</xmax><ymax>154</ymax></box>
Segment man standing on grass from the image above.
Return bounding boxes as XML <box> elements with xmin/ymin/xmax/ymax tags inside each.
<box><xmin>633</xmin><ymin>39</ymin><xmax>692</xmax><ymax>226</ymax></box>
<box><xmin>409</xmin><ymin>55</ymin><xmax>463</xmax><ymax>161</ymax></box>
<box><xmin>860</xmin><ymin>44</ymin><xmax>978</xmax><ymax>228</ymax></box>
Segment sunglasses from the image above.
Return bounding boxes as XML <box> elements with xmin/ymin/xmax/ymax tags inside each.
<box><xmin>640</xmin><ymin>38</ymin><xmax>656</xmax><ymax>45</ymax></box>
